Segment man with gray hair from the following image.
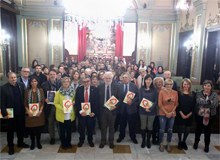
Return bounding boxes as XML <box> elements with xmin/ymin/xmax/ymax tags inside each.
<box><xmin>98</xmin><ymin>72</ymin><xmax>119</xmax><ymax>149</ymax></box>
<box><xmin>163</xmin><ymin>70</ymin><xmax>177</xmax><ymax>91</ymax></box>
<box><xmin>17</xmin><ymin>67</ymin><xmax>30</xmax><ymax>89</ymax></box>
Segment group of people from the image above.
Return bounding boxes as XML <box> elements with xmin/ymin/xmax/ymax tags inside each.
<box><xmin>0</xmin><ymin>57</ymin><xmax>219</xmax><ymax>156</ymax></box>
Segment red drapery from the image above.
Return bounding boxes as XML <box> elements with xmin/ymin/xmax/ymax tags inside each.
<box><xmin>115</xmin><ymin>23</ymin><xmax>123</xmax><ymax>59</ymax></box>
<box><xmin>78</xmin><ymin>26</ymin><xmax>87</xmax><ymax>62</ymax></box>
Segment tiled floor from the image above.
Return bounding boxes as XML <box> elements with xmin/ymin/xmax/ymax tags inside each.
<box><xmin>0</xmin><ymin>131</ymin><xmax>219</xmax><ymax>160</ymax></box>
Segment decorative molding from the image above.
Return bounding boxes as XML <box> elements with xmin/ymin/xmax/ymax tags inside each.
<box><xmin>152</xmin><ymin>24</ymin><xmax>171</xmax><ymax>31</ymax></box>
<box><xmin>27</xmin><ymin>20</ymin><xmax>47</xmax><ymax>28</ymax></box>
<box><xmin>206</xmin><ymin>0</ymin><xmax>220</xmax><ymax>27</ymax></box>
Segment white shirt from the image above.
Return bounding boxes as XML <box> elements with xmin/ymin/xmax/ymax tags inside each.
<box><xmin>21</xmin><ymin>77</ymin><xmax>29</xmax><ymax>89</ymax></box>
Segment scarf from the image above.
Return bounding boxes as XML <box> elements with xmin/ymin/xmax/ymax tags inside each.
<box><xmin>28</xmin><ymin>88</ymin><xmax>41</xmax><ymax>104</ymax></box>
<box><xmin>59</xmin><ymin>86</ymin><xmax>75</xmax><ymax>97</ymax></box>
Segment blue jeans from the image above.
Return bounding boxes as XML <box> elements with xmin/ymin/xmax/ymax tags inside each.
<box><xmin>159</xmin><ymin>116</ymin><xmax>175</xmax><ymax>143</ymax></box>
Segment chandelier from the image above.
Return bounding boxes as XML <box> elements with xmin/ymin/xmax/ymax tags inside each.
<box><xmin>62</xmin><ymin>0</ymin><xmax>131</xmax><ymax>28</ymax></box>
<box><xmin>176</xmin><ymin>0</ymin><xmax>191</xmax><ymax>10</ymax></box>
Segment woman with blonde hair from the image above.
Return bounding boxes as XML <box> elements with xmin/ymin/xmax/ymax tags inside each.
<box><xmin>158</xmin><ymin>79</ymin><xmax>178</xmax><ymax>152</ymax></box>
<box><xmin>176</xmin><ymin>78</ymin><xmax>195</xmax><ymax>150</ymax></box>
<box><xmin>54</xmin><ymin>76</ymin><xmax>76</xmax><ymax>149</ymax></box>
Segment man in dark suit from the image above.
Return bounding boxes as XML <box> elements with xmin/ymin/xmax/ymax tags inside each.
<box><xmin>98</xmin><ymin>72</ymin><xmax>119</xmax><ymax>149</ymax></box>
<box><xmin>1</xmin><ymin>72</ymin><xmax>29</xmax><ymax>155</ymax></box>
<box><xmin>75</xmin><ymin>75</ymin><xmax>99</xmax><ymax>147</ymax></box>
<box><xmin>117</xmin><ymin>72</ymin><xmax>139</xmax><ymax>144</ymax></box>
<box><xmin>41</xmin><ymin>69</ymin><xmax>61</xmax><ymax>145</ymax></box>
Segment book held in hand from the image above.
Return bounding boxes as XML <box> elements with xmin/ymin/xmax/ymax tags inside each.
<box><xmin>63</xmin><ymin>99</ymin><xmax>73</xmax><ymax>113</ymax></box>
<box><xmin>104</xmin><ymin>96</ymin><xmax>119</xmax><ymax>110</ymax></box>
<box><xmin>81</xmin><ymin>102</ymin><xmax>91</xmax><ymax>115</ymax></box>
<box><xmin>29</xmin><ymin>103</ymin><xmax>39</xmax><ymax>116</ymax></box>
<box><xmin>47</xmin><ymin>91</ymin><xmax>56</xmax><ymax>104</ymax></box>
<box><xmin>140</xmin><ymin>98</ymin><xmax>153</xmax><ymax>109</ymax></box>
<box><xmin>123</xmin><ymin>91</ymin><xmax>135</xmax><ymax>104</ymax></box>
<box><xmin>0</xmin><ymin>108</ymin><xmax>14</xmax><ymax>118</ymax></box>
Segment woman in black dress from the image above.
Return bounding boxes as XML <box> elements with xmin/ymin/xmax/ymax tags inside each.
<box><xmin>176</xmin><ymin>78</ymin><xmax>195</xmax><ymax>150</ymax></box>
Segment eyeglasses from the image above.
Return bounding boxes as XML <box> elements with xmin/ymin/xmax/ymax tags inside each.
<box><xmin>23</xmin><ymin>71</ymin><xmax>30</xmax><ymax>73</ymax></box>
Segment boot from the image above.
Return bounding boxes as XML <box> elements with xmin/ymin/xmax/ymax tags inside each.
<box><xmin>36</xmin><ymin>134</ymin><xmax>42</xmax><ymax>149</ymax></box>
<box><xmin>30</xmin><ymin>134</ymin><xmax>35</xmax><ymax>150</ymax></box>
<box><xmin>141</xmin><ymin>129</ymin><xmax>146</xmax><ymax>148</ymax></box>
<box><xmin>146</xmin><ymin>130</ymin><xmax>152</xmax><ymax>148</ymax></box>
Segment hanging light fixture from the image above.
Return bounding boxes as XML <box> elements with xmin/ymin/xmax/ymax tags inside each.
<box><xmin>62</xmin><ymin>0</ymin><xmax>132</xmax><ymax>28</ymax></box>
<box><xmin>176</xmin><ymin>0</ymin><xmax>191</xmax><ymax>10</ymax></box>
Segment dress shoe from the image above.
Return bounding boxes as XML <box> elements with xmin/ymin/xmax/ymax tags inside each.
<box><xmin>182</xmin><ymin>142</ymin><xmax>188</xmax><ymax>150</ymax></box>
<box><xmin>146</xmin><ymin>140</ymin><xmax>151</xmax><ymax>148</ymax></box>
<box><xmin>193</xmin><ymin>142</ymin><xmax>198</xmax><ymax>150</ymax></box>
<box><xmin>99</xmin><ymin>143</ymin><xmax>105</xmax><ymax>148</ymax></box>
<box><xmin>141</xmin><ymin>141</ymin><xmax>145</xmax><ymax>148</ymax></box>
<box><xmin>117</xmin><ymin>138</ymin><xmax>123</xmax><ymax>143</ymax></box>
<box><xmin>77</xmin><ymin>141</ymin><xmax>84</xmax><ymax>147</ymax></box>
<box><xmin>178</xmin><ymin>142</ymin><xmax>183</xmax><ymax>150</ymax></box>
<box><xmin>204</xmin><ymin>146</ymin><xmax>209</xmax><ymax>153</ymax></box>
<box><xmin>8</xmin><ymin>147</ymin><xmax>14</xmax><ymax>155</ymax></box>
<box><xmin>109</xmin><ymin>143</ymin><xmax>114</xmax><ymax>149</ymax></box>
<box><xmin>37</xmin><ymin>143</ymin><xmax>42</xmax><ymax>149</ymax></box>
<box><xmin>88</xmin><ymin>141</ymin><xmax>94</xmax><ymax>147</ymax></box>
<box><xmin>50</xmin><ymin>138</ymin><xmax>55</xmax><ymax>145</ymax></box>
<box><xmin>131</xmin><ymin>138</ymin><xmax>138</xmax><ymax>144</ymax></box>
<box><xmin>17</xmin><ymin>143</ymin><xmax>29</xmax><ymax>148</ymax></box>
<box><xmin>30</xmin><ymin>143</ymin><xmax>35</xmax><ymax>150</ymax></box>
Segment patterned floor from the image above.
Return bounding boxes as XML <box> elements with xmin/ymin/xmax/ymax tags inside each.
<box><xmin>0</xmin><ymin>131</ymin><xmax>219</xmax><ymax>160</ymax></box>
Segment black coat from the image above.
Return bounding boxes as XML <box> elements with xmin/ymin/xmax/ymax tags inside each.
<box><xmin>1</xmin><ymin>82</ymin><xmax>25</xmax><ymax>117</ymax></box>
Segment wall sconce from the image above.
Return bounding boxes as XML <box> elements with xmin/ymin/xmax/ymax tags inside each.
<box><xmin>0</xmin><ymin>29</ymin><xmax>11</xmax><ymax>76</ymax></box>
<box><xmin>176</xmin><ymin>0</ymin><xmax>191</xmax><ymax>10</ymax></box>
<box><xmin>183</xmin><ymin>34</ymin><xmax>198</xmax><ymax>54</ymax></box>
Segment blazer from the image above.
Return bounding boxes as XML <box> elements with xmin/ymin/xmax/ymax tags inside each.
<box><xmin>98</xmin><ymin>82</ymin><xmax>119</xmax><ymax>115</ymax></box>
<box><xmin>118</xmin><ymin>82</ymin><xmax>139</xmax><ymax>115</ymax></box>
<box><xmin>1</xmin><ymin>82</ymin><xmax>25</xmax><ymax>117</ymax></box>
<box><xmin>74</xmin><ymin>85</ymin><xmax>99</xmax><ymax>117</ymax></box>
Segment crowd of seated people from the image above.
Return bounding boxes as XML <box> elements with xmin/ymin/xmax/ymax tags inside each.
<box><xmin>0</xmin><ymin>56</ymin><xmax>219</xmax><ymax>155</ymax></box>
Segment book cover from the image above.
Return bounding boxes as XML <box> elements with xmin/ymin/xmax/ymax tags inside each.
<box><xmin>0</xmin><ymin>108</ymin><xmax>14</xmax><ymax>118</ymax></box>
<box><xmin>81</xmin><ymin>102</ymin><xmax>91</xmax><ymax>115</ymax></box>
<box><xmin>104</xmin><ymin>96</ymin><xmax>119</xmax><ymax>110</ymax></box>
<box><xmin>63</xmin><ymin>99</ymin><xmax>73</xmax><ymax>113</ymax></box>
<box><xmin>140</xmin><ymin>98</ymin><xmax>154</xmax><ymax>109</ymax></box>
<box><xmin>123</xmin><ymin>91</ymin><xmax>135</xmax><ymax>104</ymax></box>
<box><xmin>47</xmin><ymin>91</ymin><xmax>56</xmax><ymax>104</ymax></box>
<box><xmin>29</xmin><ymin>103</ymin><xmax>39</xmax><ymax>116</ymax></box>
